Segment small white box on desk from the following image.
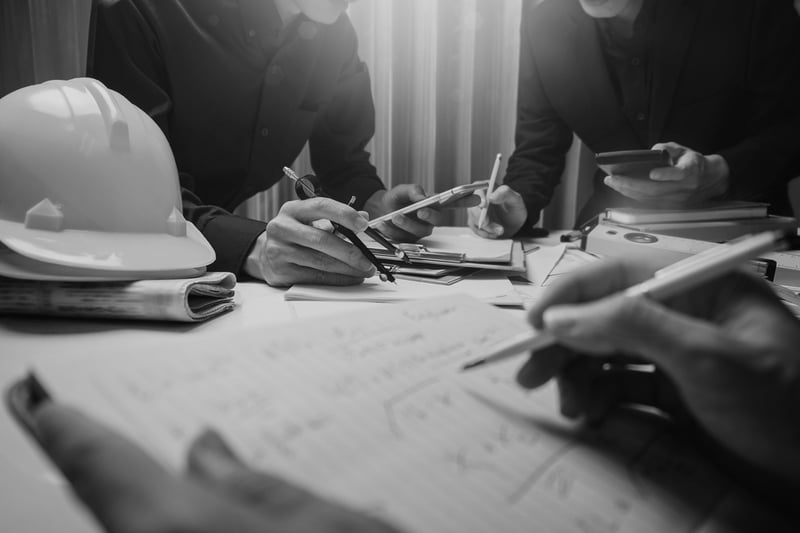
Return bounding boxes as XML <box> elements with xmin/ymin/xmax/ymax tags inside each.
<box><xmin>584</xmin><ymin>222</ymin><xmax>800</xmax><ymax>286</ymax></box>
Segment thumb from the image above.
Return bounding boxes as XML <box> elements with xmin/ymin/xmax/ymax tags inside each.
<box><xmin>405</xmin><ymin>183</ymin><xmax>428</xmax><ymax>203</ymax></box>
<box><xmin>489</xmin><ymin>185</ymin><xmax>515</xmax><ymax>206</ymax></box>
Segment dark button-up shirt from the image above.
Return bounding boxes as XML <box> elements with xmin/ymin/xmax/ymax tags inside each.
<box><xmin>506</xmin><ymin>0</ymin><xmax>800</xmax><ymax>233</ymax></box>
<box><xmin>597</xmin><ymin>0</ymin><xmax>656</xmax><ymax>146</ymax></box>
<box><xmin>90</xmin><ymin>0</ymin><xmax>384</xmax><ymax>274</ymax></box>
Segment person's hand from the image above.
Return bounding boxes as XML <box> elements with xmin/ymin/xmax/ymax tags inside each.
<box><xmin>517</xmin><ymin>258</ymin><xmax>800</xmax><ymax>487</ymax></box>
<box><xmin>244</xmin><ymin>197</ymin><xmax>376</xmax><ymax>287</ymax></box>
<box><xmin>467</xmin><ymin>185</ymin><xmax>527</xmax><ymax>238</ymax></box>
<box><xmin>603</xmin><ymin>142</ymin><xmax>730</xmax><ymax>206</ymax></box>
<box><xmin>367</xmin><ymin>184</ymin><xmax>480</xmax><ymax>242</ymax></box>
<box><xmin>32</xmin><ymin>403</ymin><xmax>403</xmax><ymax>533</ymax></box>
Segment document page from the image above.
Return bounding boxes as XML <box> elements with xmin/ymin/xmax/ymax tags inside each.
<box><xmin>28</xmin><ymin>294</ymin><xmax>741</xmax><ymax>533</ymax></box>
<box><xmin>284</xmin><ymin>275</ymin><xmax>522</xmax><ymax>306</ymax></box>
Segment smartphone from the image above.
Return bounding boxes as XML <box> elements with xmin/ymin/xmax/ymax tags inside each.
<box><xmin>368</xmin><ymin>181</ymin><xmax>489</xmax><ymax>227</ymax></box>
<box><xmin>596</xmin><ymin>149</ymin><xmax>671</xmax><ymax>180</ymax></box>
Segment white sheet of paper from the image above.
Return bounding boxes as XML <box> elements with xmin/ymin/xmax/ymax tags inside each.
<box><xmin>28</xmin><ymin>294</ymin><xmax>737</xmax><ymax>533</ymax></box>
<box><xmin>413</xmin><ymin>227</ymin><xmax>514</xmax><ymax>262</ymax></box>
<box><xmin>525</xmin><ymin>244</ymin><xmax>567</xmax><ymax>286</ymax></box>
<box><xmin>285</xmin><ymin>276</ymin><xmax>522</xmax><ymax>306</ymax></box>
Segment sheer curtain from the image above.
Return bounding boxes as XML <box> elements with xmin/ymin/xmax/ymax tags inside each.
<box><xmin>242</xmin><ymin>0</ymin><xmax>523</xmax><ymax>227</ymax></box>
<box><xmin>0</xmin><ymin>0</ymin><xmax>90</xmax><ymax>97</ymax></box>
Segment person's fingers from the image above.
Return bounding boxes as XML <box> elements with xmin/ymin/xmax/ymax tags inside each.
<box><xmin>415</xmin><ymin>206</ymin><xmax>441</xmax><ymax>225</ymax></box>
<box><xmin>476</xmin><ymin>224</ymin><xmax>504</xmax><ymax>238</ymax></box>
<box><xmin>526</xmin><ymin>259</ymin><xmax>657</xmax><ymax>329</ymax></box>
<box><xmin>266</xmin><ymin>217</ymin><xmax>376</xmax><ymax>274</ymax></box>
<box><xmin>651</xmin><ymin>141</ymin><xmax>684</xmax><ymax>161</ymax></box>
<box><xmin>474</xmin><ymin>189</ymin><xmax>488</xmax><ymax>209</ymax></box>
<box><xmin>373</xmin><ymin>220</ymin><xmax>419</xmax><ymax>243</ymax></box>
<box><xmin>541</xmin><ymin>290</ymin><xmax>749</xmax><ymax>389</ymax></box>
<box><xmin>401</xmin><ymin>183</ymin><xmax>429</xmax><ymax>204</ymax></box>
<box><xmin>555</xmin><ymin>359</ymin><xmax>685</xmax><ymax>424</ymax></box>
<box><xmin>187</xmin><ymin>429</ymin><xmax>315</xmax><ymax>513</ymax></box>
<box><xmin>648</xmin><ymin>166</ymin><xmax>686</xmax><ymax>182</ymax></box>
<box><xmin>33</xmin><ymin>403</ymin><xmax>179</xmax><ymax>532</ymax></box>
<box><xmin>281</xmin><ymin>198</ymin><xmax>369</xmax><ymax>234</ymax></box>
<box><xmin>267</xmin><ymin>264</ymin><xmax>371</xmax><ymax>287</ymax></box>
<box><xmin>442</xmin><ymin>193</ymin><xmax>481</xmax><ymax>209</ymax></box>
<box><xmin>489</xmin><ymin>185</ymin><xmax>518</xmax><ymax>205</ymax></box>
<box><xmin>387</xmin><ymin>213</ymin><xmax>433</xmax><ymax>240</ymax></box>
<box><xmin>516</xmin><ymin>343</ymin><xmax>573</xmax><ymax>389</ymax></box>
<box><xmin>187</xmin><ymin>430</ymin><xmax>402</xmax><ymax>532</ymax></box>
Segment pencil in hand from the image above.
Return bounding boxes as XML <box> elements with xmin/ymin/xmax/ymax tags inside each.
<box><xmin>478</xmin><ymin>153</ymin><xmax>502</xmax><ymax>229</ymax></box>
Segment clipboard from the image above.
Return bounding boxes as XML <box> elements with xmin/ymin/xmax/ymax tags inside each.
<box><xmin>394</xmin><ymin>244</ymin><xmax>466</xmax><ymax>263</ymax></box>
<box><xmin>372</xmin><ymin>241</ymin><xmax>526</xmax><ymax>272</ymax></box>
<box><xmin>363</xmin><ymin>227</ymin><xmax>526</xmax><ymax>273</ymax></box>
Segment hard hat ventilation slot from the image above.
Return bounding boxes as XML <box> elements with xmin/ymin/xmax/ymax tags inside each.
<box><xmin>166</xmin><ymin>206</ymin><xmax>187</xmax><ymax>236</ymax></box>
<box><xmin>24</xmin><ymin>199</ymin><xmax>65</xmax><ymax>232</ymax></box>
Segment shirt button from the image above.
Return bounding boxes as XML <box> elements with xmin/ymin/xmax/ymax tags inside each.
<box><xmin>631</xmin><ymin>57</ymin><xmax>641</xmax><ymax>66</ymax></box>
<box><xmin>260</xmin><ymin>127</ymin><xmax>269</xmax><ymax>137</ymax></box>
<box><xmin>636</xmin><ymin>112</ymin><xmax>646</xmax><ymax>121</ymax></box>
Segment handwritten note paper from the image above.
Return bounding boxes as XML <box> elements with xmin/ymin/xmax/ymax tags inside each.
<box><xmin>284</xmin><ymin>276</ymin><xmax>522</xmax><ymax>306</ymax></box>
<box><xmin>30</xmin><ymin>294</ymin><xmax>735</xmax><ymax>533</ymax></box>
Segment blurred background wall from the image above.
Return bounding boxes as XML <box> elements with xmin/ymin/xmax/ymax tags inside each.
<box><xmin>0</xmin><ymin>0</ymin><xmax>590</xmax><ymax>229</ymax></box>
<box><xmin>0</xmin><ymin>0</ymin><xmax>91</xmax><ymax>97</ymax></box>
<box><xmin>243</xmin><ymin>0</ymin><xmax>543</xmax><ymax>227</ymax></box>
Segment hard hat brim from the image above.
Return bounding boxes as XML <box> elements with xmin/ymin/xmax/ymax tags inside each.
<box><xmin>0</xmin><ymin>243</ymin><xmax>208</xmax><ymax>281</ymax></box>
<box><xmin>0</xmin><ymin>221</ymin><xmax>216</xmax><ymax>273</ymax></box>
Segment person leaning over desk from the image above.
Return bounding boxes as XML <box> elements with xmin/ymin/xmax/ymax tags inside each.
<box><xmin>23</xmin><ymin>257</ymin><xmax>800</xmax><ymax>531</ymax></box>
<box><xmin>90</xmin><ymin>0</ymin><xmax>454</xmax><ymax>287</ymax></box>
<box><xmin>470</xmin><ymin>0</ymin><xmax>800</xmax><ymax>238</ymax></box>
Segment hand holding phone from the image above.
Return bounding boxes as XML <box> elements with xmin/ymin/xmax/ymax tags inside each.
<box><xmin>368</xmin><ymin>181</ymin><xmax>489</xmax><ymax>228</ymax></box>
<box><xmin>596</xmin><ymin>149</ymin><xmax>671</xmax><ymax>180</ymax></box>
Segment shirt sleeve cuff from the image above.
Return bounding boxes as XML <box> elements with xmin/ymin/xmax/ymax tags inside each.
<box><xmin>200</xmin><ymin>214</ymin><xmax>266</xmax><ymax>276</ymax></box>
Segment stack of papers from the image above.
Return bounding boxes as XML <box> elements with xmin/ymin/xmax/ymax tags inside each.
<box><xmin>601</xmin><ymin>202</ymin><xmax>797</xmax><ymax>242</ymax></box>
<box><xmin>285</xmin><ymin>275</ymin><xmax>523</xmax><ymax>307</ymax></box>
<box><xmin>364</xmin><ymin>226</ymin><xmax>525</xmax><ymax>272</ymax></box>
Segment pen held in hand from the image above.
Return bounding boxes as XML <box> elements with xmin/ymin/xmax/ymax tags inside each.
<box><xmin>282</xmin><ymin>167</ymin><xmax>397</xmax><ymax>283</ymax></box>
<box><xmin>478</xmin><ymin>153</ymin><xmax>502</xmax><ymax>229</ymax></box>
<box><xmin>460</xmin><ymin>229</ymin><xmax>799</xmax><ymax>371</ymax></box>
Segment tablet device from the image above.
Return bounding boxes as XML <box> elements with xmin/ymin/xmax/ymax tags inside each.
<box><xmin>368</xmin><ymin>181</ymin><xmax>489</xmax><ymax>227</ymax></box>
<box><xmin>596</xmin><ymin>149</ymin><xmax>671</xmax><ymax>180</ymax></box>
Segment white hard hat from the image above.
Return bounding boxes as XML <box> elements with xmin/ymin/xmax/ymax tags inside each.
<box><xmin>0</xmin><ymin>78</ymin><xmax>215</xmax><ymax>275</ymax></box>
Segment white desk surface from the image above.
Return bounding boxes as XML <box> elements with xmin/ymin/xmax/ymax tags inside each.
<box><xmin>0</xmin><ymin>281</ymin><xmax>296</xmax><ymax>531</ymax></box>
<box><xmin>0</xmin><ymin>237</ymin><xmax>788</xmax><ymax>532</ymax></box>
